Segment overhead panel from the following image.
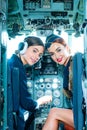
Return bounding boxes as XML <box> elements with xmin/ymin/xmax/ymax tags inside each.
<box><xmin>7</xmin><ymin>0</ymin><xmax>84</xmax><ymax>37</ymax></box>
<box><xmin>20</xmin><ymin>0</ymin><xmax>75</xmax><ymax>35</ymax></box>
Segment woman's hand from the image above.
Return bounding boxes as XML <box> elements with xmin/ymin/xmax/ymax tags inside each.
<box><xmin>37</xmin><ymin>95</ymin><xmax>52</xmax><ymax>106</ymax></box>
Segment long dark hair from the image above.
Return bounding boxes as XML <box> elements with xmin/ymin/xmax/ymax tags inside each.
<box><xmin>24</xmin><ymin>36</ymin><xmax>44</xmax><ymax>47</ymax></box>
<box><xmin>15</xmin><ymin>36</ymin><xmax>44</xmax><ymax>54</ymax></box>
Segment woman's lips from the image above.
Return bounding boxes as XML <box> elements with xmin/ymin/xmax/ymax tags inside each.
<box><xmin>57</xmin><ymin>58</ymin><xmax>62</xmax><ymax>62</ymax></box>
<box><xmin>31</xmin><ymin>58</ymin><xmax>37</xmax><ymax>63</ymax></box>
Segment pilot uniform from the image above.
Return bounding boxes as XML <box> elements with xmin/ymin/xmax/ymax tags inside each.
<box><xmin>7</xmin><ymin>54</ymin><xmax>38</xmax><ymax>130</ymax></box>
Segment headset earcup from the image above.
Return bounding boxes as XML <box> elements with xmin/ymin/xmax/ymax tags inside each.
<box><xmin>19</xmin><ymin>42</ymin><xmax>28</xmax><ymax>54</ymax></box>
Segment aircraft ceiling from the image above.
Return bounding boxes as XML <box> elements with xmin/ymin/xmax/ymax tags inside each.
<box><xmin>7</xmin><ymin>0</ymin><xmax>85</xmax><ymax>37</ymax></box>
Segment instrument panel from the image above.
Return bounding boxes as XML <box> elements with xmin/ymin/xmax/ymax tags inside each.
<box><xmin>26</xmin><ymin>56</ymin><xmax>72</xmax><ymax>130</ymax></box>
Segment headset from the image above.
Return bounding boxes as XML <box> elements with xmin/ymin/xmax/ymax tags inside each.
<box><xmin>18</xmin><ymin>42</ymin><xmax>28</xmax><ymax>54</ymax></box>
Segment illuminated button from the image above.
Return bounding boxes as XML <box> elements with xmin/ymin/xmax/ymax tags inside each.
<box><xmin>53</xmin><ymin>78</ymin><xmax>58</xmax><ymax>83</ymax></box>
<box><xmin>39</xmin><ymin>78</ymin><xmax>44</xmax><ymax>83</ymax></box>
<box><xmin>52</xmin><ymin>83</ymin><xmax>58</xmax><ymax>89</ymax></box>
<box><xmin>27</xmin><ymin>81</ymin><xmax>32</xmax><ymax>87</ymax></box>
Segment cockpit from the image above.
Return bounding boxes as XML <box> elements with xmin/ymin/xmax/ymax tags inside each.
<box><xmin>0</xmin><ymin>0</ymin><xmax>87</xmax><ymax>130</ymax></box>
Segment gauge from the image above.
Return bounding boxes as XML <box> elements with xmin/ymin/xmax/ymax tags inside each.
<box><xmin>39</xmin><ymin>84</ymin><xmax>45</xmax><ymax>89</ymax></box>
<box><xmin>37</xmin><ymin>90</ymin><xmax>44</xmax><ymax>98</ymax></box>
<box><xmin>46</xmin><ymin>83</ymin><xmax>51</xmax><ymax>89</ymax></box>
<box><xmin>53</xmin><ymin>98</ymin><xmax>60</xmax><ymax>106</ymax></box>
<box><xmin>45</xmin><ymin>90</ymin><xmax>52</xmax><ymax>95</ymax></box>
<box><xmin>53</xmin><ymin>90</ymin><xmax>60</xmax><ymax>97</ymax></box>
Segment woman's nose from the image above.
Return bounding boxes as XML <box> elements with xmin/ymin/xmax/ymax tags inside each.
<box><xmin>55</xmin><ymin>53</ymin><xmax>58</xmax><ymax>58</ymax></box>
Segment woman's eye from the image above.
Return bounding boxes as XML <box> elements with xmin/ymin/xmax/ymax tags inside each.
<box><xmin>33</xmin><ymin>49</ymin><xmax>37</xmax><ymax>53</ymax></box>
<box><xmin>50</xmin><ymin>53</ymin><xmax>54</xmax><ymax>56</ymax></box>
<box><xmin>57</xmin><ymin>48</ymin><xmax>62</xmax><ymax>52</ymax></box>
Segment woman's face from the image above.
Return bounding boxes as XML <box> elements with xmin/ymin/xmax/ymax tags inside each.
<box><xmin>48</xmin><ymin>42</ymin><xmax>70</xmax><ymax>65</ymax></box>
<box><xmin>22</xmin><ymin>45</ymin><xmax>44</xmax><ymax>65</ymax></box>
